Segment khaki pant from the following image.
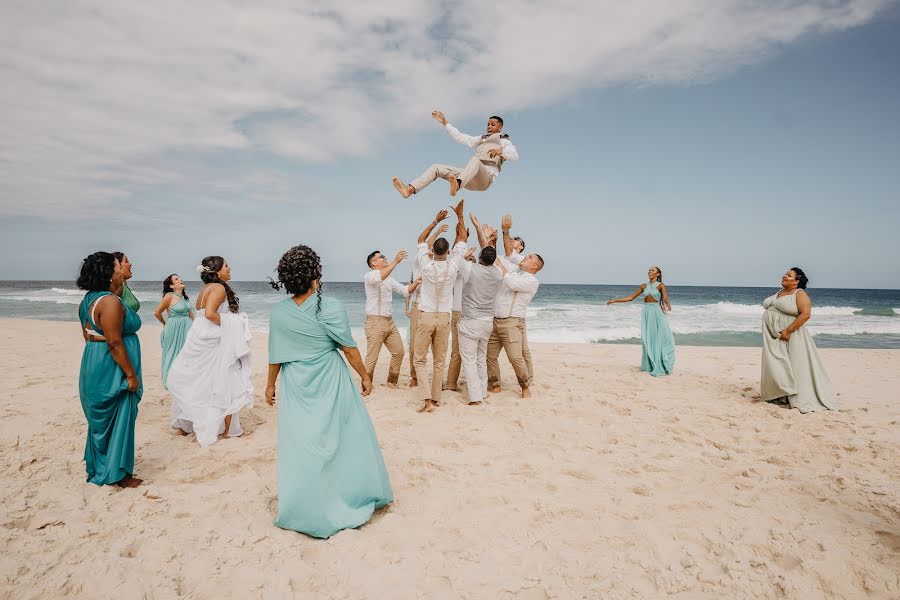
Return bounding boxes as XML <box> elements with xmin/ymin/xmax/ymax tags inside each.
<box><xmin>487</xmin><ymin>317</ymin><xmax>533</xmax><ymax>389</ymax></box>
<box><xmin>445</xmin><ymin>310</ymin><xmax>462</xmax><ymax>389</ymax></box>
<box><xmin>364</xmin><ymin>316</ymin><xmax>404</xmax><ymax>384</ymax></box>
<box><xmin>408</xmin><ymin>302</ymin><xmax>420</xmax><ymax>382</ymax></box>
<box><xmin>413</xmin><ymin>311</ymin><xmax>451</xmax><ymax>402</ymax></box>
<box><xmin>409</xmin><ymin>157</ymin><xmax>495</xmax><ymax>193</ymax></box>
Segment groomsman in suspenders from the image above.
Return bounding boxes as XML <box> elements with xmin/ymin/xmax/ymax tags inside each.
<box><xmin>413</xmin><ymin>203</ymin><xmax>469</xmax><ymax>413</ymax></box>
<box><xmin>364</xmin><ymin>250</ymin><xmax>420</xmax><ymax>388</ymax></box>
<box><xmin>487</xmin><ymin>214</ymin><xmax>544</xmax><ymax>398</ymax></box>
<box><xmin>393</xmin><ymin>111</ymin><xmax>519</xmax><ymax>198</ymax></box>
<box><xmin>407</xmin><ymin>222</ymin><xmax>449</xmax><ymax>387</ymax></box>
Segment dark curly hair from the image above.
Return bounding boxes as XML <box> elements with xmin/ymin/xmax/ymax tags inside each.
<box><xmin>270</xmin><ymin>245</ymin><xmax>323</xmax><ymax>314</ymax></box>
<box><xmin>200</xmin><ymin>256</ymin><xmax>239</xmax><ymax>313</ymax></box>
<box><xmin>789</xmin><ymin>267</ymin><xmax>809</xmax><ymax>290</ymax></box>
<box><xmin>163</xmin><ymin>274</ymin><xmax>189</xmax><ymax>301</ymax></box>
<box><xmin>76</xmin><ymin>251</ymin><xmax>118</xmax><ymax>291</ymax></box>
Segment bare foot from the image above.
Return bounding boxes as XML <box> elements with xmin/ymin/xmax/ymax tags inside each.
<box><xmin>488</xmin><ymin>386</ymin><xmax>501</xmax><ymax>393</ymax></box>
<box><xmin>432</xmin><ymin>399</ymin><xmax>441</xmax><ymax>407</ymax></box>
<box><xmin>174</xmin><ymin>429</ymin><xmax>189</xmax><ymax>436</ymax></box>
<box><xmin>409</xmin><ymin>380</ymin><xmax>418</xmax><ymax>388</ymax></box>
<box><xmin>385</xmin><ymin>382</ymin><xmax>398</xmax><ymax>389</ymax></box>
<box><xmin>521</xmin><ymin>387</ymin><xmax>531</xmax><ymax>399</ymax></box>
<box><xmin>468</xmin><ymin>401</ymin><xmax>482</xmax><ymax>406</ymax></box>
<box><xmin>115</xmin><ymin>475</ymin><xmax>143</xmax><ymax>488</ymax></box>
<box><xmin>449</xmin><ymin>177</ymin><xmax>461</xmax><ymax>196</ymax></box>
<box><xmin>416</xmin><ymin>400</ymin><xmax>435</xmax><ymax>413</ymax></box>
<box><xmin>393</xmin><ymin>177</ymin><xmax>414</xmax><ymax>198</ymax></box>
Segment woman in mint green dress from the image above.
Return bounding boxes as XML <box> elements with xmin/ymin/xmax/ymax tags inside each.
<box><xmin>607</xmin><ymin>266</ymin><xmax>676</xmax><ymax>376</ymax></box>
<box><xmin>112</xmin><ymin>252</ymin><xmax>140</xmax><ymax>313</ymax></box>
<box><xmin>266</xmin><ymin>245</ymin><xmax>392</xmax><ymax>538</ymax></box>
<box><xmin>76</xmin><ymin>252</ymin><xmax>143</xmax><ymax>488</ymax></box>
<box><xmin>153</xmin><ymin>274</ymin><xmax>194</xmax><ymax>389</ymax></box>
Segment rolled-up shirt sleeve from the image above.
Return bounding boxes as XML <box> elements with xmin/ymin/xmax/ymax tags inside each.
<box><xmin>444</xmin><ymin>123</ymin><xmax>479</xmax><ymax>148</ymax></box>
<box><xmin>500</xmin><ymin>137</ymin><xmax>518</xmax><ymax>161</ymax></box>
<box><xmin>416</xmin><ymin>242</ymin><xmax>430</xmax><ymax>270</ymax></box>
<box><xmin>498</xmin><ymin>255</ymin><xmax>518</xmax><ymax>273</ymax></box>
<box><xmin>504</xmin><ymin>272</ymin><xmax>539</xmax><ymax>293</ymax></box>
<box><xmin>387</xmin><ymin>277</ymin><xmax>410</xmax><ymax>297</ymax></box>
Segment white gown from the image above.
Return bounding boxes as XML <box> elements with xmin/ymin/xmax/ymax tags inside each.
<box><xmin>167</xmin><ymin>297</ymin><xmax>253</xmax><ymax>447</ymax></box>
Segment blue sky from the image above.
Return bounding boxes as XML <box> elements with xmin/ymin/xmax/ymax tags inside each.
<box><xmin>1</xmin><ymin>1</ymin><xmax>898</xmax><ymax>288</ymax></box>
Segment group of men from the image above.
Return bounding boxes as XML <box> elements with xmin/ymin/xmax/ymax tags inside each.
<box><xmin>363</xmin><ymin>200</ymin><xmax>544</xmax><ymax>413</ymax></box>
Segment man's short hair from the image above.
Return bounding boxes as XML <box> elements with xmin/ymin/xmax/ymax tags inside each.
<box><xmin>432</xmin><ymin>238</ymin><xmax>450</xmax><ymax>256</ymax></box>
<box><xmin>366</xmin><ymin>250</ymin><xmax>380</xmax><ymax>268</ymax></box>
<box><xmin>489</xmin><ymin>115</ymin><xmax>504</xmax><ymax>126</ymax></box>
<box><xmin>479</xmin><ymin>246</ymin><xmax>497</xmax><ymax>266</ymax></box>
<box><xmin>513</xmin><ymin>236</ymin><xmax>525</xmax><ymax>251</ymax></box>
<box><xmin>533</xmin><ymin>254</ymin><xmax>544</xmax><ymax>271</ymax></box>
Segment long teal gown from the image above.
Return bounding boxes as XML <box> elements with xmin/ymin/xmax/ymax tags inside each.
<box><xmin>78</xmin><ymin>291</ymin><xmax>143</xmax><ymax>485</ymax></box>
<box><xmin>160</xmin><ymin>293</ymin><xmax>193</xmax><ymax>389</ymax></box>
<box><xmin>268</xmin><ymin>295</ymin><xmax>393</xmax><ymax>538</ymax></box>
<box><xmin>640</xmin><ymin>281</ymin><xmax>676</xmax><ymax>376</ymax></box>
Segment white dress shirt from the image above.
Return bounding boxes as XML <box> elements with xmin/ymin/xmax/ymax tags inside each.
<box><xmin>416</xmin><ymin>241</ymin><xmax>467</xmax><ymax>313</ymax></box>
<box><xmin>507</xmin><ymin>251</ymin><xmax>524</xmax><ymax>266</ymax></box>
<box><xmin>364</xmin><ymin>269</ymin><xmax>409</xmax><ymax>317</ymax></box>
<box><xmin>444</xmin><ymin>124</ymin><xmax>519</xmax><ymax>179</ymax></box>
<box><xmin>494</xmin><ymin>256</ymin><xmax>540</xmax><ymax>319</ymax></box>
<box><xmin>409</xmin><ymin>258</ymin><xmax>422</xmax><ymax>305</ymax></box>
<box><xmin>452</xmin><ymin>271</ymin><xmax>464</xmax><ymax>313</ymax></box>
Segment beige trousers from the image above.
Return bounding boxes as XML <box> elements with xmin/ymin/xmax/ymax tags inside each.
<box><xmin>409</xmin><ymin>157</ymin><xmax>494</xmax><ymax>193</ymax></box>
<box><xmin>364</xmin><ymin>316</ymin><xmax>404</xmax><ymax>384</ymax></box>
<box><xmin>408</xmin><ymin>302</ymin><xmax>420</xmax><ymax>382</ymax></box>
<box><xmin>487</xmin><ymin>317</ymin><xmax>533</xmax><ymax>389</ymax></box>
<box><xmin>445</xmin><ymin>310</ymin><xmax>462</xmax><ymax>389</ymax></box>
<box><xmin>413</xmin><ymin>311</ymin><xmax>451</xmax><ymax>402</ymax></box>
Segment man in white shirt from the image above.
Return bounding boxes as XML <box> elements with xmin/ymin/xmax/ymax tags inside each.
<box><xmin>406</xmin><ymin>222</ymin><xmax>448</xmax><ymax>388</ymax></box>
<box><xmin>413</xmin><ymin>204</ymin><xmax>468</xmax><ymax>413</ymax></box>
<box><xmin>487</xmin><ymin>214</ymin><xmax>544</xmax><ymax>399</ymax></box>
<box><xmin>364</xmin><ymin>250</ymin><xmax>420</xmax><ymax>388</ymax></box>
<box><xmin>393</xmin><ymin>110</ymin><xmax>518</xmax><ymax>198</ymax></box>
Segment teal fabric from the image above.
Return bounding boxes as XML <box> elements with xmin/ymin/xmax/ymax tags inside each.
<box><xmin>640</xmin><ymin>282</ymin><xmax>675</xmax><ymax>376</ymax></box>
<box><xmin>120</xmin><ymin>284</ymin><xmax>141</xmax><ymax>313</ymax></box>
<box><xmin>78</xmin><ymin>291</ymin><xmax>143</xmax><ymax>485</ymax></box>
<box><xmin>269</xmin><ymin>295</ymin><xmax>393</xmax><ymax>538</ymax></box>
<box><xmin>160</xmin><ymin>294</ymin><xmax>193</xmax><ymax>389</ymax></box>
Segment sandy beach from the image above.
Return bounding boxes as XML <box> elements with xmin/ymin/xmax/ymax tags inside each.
<box><xmin>0</xmin><ymin>318</ymin><xmax>897</xmax><ymax>599</ymax></box>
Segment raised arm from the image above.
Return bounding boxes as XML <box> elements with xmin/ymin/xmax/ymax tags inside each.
<box><xmin>451</xmin><ymin>199</ymin><xmax>468</xmax><ymax>245</ymax></box>
<box><xmin>432</xmin><ymin>110</ymin><xmax>479</xmax><ymax>147</ymax></box>
<box><xmin>379</xmin><ymin>251</ymin><xmax>407</xmax><ymax>281</ymax></box>
<box><xmin>427</xmin><ymin>223</ymin><xmax>449</xmax><ymax>249</ymax></box>
<box><xmin>418</xmin><ymin>209</ymin><xmax>449</xmax><ymax>244</ymax></box>
<box><xmin>501</xmin><ymin>213</ymin><xmax>513</xmax><ymax>257</ymax></box>
<box><xmin>470</xmin><ymin>213</ymin><xmax>488</xmax><ymax>249</ymax></box>
<box><xmin>607</xmin><ymin>285</ymin><xmax>645</xmax><ymax>305</ymax></box>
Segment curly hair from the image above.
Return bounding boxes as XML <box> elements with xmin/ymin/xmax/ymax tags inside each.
<box><xmin>163</xmin><ymin>274</ymin><xmax>189</xmax><ymax>301</ymax></box>
<box><xmin>269</xmin><ymin>245</ymin><xmax>323</xmax><ymax>314</ymax></box>
<box><xmin>76</xmin><ymin>251</ymin><xmax>118</xmax><ymax>291</ymax></box>
<box><xmin>789</xmin><ymin>267</ymin><xmax>809</xmax><ymax>290</ymax></box>
<box><xmin>200</xmin><ymin>256</ymin><xmax>239</xmax><ymax>313</ymax></box>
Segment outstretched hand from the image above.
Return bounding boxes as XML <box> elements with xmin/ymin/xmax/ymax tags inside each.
<box><xmin>434</xmin><ymin>209</ymin><xmax>449</xmax><ymax>223</ymax></box>
<box><xmin>432</xmin><ymin>110</ymin><xmax>448</xmax><ymax>126</ymax></box>
<box><xmin>488</xmin><ymin>148</ymin><xmax>503</xmax><ymax>159</ymax></box>
<box><xmin>501</xmin><ymin>213</ymin><xmax>513</xmax><ymax>231</ymax></box>
<box><xmin>450</xmin><ymin>198</ymin><xmax>464</xmax><ymax>218</ymax></box>
<box><xmin>435</xmin><ymin>223</ymin><xmax>449</xmax><ymax>235</ymax></box>
<box><xmin>464</xmin><ymin>247</ymin><xmax>476</xmax><ymax>262</ymax></box>
<box><xmin>394</xmin><ymin>250</ymin><xmax>408</xmax><ymax>263</ymax></box>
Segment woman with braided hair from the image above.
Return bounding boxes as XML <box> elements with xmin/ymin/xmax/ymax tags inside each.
<box><xmin>167</xmin><ymin>256</ymin><xmax>253</xmax><ymax>446</ymax></box>
<box><xmin>266</xmin><ymin>244</ymin><xmax>393</xmax><ymax>538</ymax></box>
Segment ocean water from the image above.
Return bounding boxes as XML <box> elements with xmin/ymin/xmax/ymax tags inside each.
<box><xmin>2</xmin><ymin>281</ymin><xmax>899</xmax><ymax>349</ymax></box>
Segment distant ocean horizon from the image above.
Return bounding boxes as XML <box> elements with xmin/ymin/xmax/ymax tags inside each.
<box><xmin>2</xmin><ymin>280</ymin><xmax>899</xmax><ymax>349</ymax></box>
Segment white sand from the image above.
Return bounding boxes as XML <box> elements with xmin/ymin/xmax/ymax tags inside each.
<box><xmin>1</xmin><ymin>318</ymin><xmax>898</xmax><ymax>599</ymax></box>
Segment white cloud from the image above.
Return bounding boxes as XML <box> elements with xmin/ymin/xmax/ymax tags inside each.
<box><xmin>0</xmin><ymin>0</ymin><xmax>890</xmax><ymax>218</ymax></box>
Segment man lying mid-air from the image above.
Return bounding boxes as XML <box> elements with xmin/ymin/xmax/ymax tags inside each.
<box><xmin>393</xmin><ymin>110</ymin><xmax>519</xmax><ymax>199</ymax></box>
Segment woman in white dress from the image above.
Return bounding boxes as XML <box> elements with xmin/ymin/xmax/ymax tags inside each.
<box><xmin>167</xmin><ymin>256</ymin><xmax>253</xmax><ymax>446</ymax></box>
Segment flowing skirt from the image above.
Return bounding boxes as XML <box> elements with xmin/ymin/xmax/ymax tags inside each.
<box><xmin>275</xmin><ymin>355</ymin><xmax>393</xmax><ymax>538</ymax></box>
<box><xmin>78</xmin><ymin>336</ymin><xmax>142</xmax><ymax>484</ymax></box>
<box><xmin>640</xmin><ymin>302</ymin><xmax>675</xmax><ymax>376</ymax></box>
<box><xmin>160</xmin><ymin>316</ymin><xmax>191</xmax><ymax>389</ymax></box>
<box><xmin>761</xmin><ymin>311</ymin><xmax>837</xmax><ymax>413</ymax></box>
<box><xmin>167</xmin><ymin>313</ymin><xmax>253</xmax><ymax>446</ymax></box>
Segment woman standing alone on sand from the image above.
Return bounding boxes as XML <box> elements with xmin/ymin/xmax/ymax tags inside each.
<box><xmin>167</xmin><ymin>256</ymin><xmax>253</xmax><ymax>446</ymax></box>
<box><xmin>153</xmin><ymin>274</ymin><xmax>194</xmax><ymax>389</ymax></box>
<box><xmin>760</xmin><ymin>267</ymin><xmax>837</xmax><ymax>413</ymax></box>
<box><xmin>76</xmin><ymin>252</ymin><xmax>143</xmax><ymax>487</ymax></box>
<box><xmin>266</xmin><ymin>244</ymin><xmax>392</xmax><ymax>538</ymax></box>
<box><xmin>607</xmin><ymin>266</ymin><xmax>676</xmax><ymax>376</ymax></box>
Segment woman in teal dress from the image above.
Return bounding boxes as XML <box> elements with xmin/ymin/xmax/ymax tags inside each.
<box><xmin>76</xmin><ymin>252</ymin><xmax>143</xmax><ymax>488</ymax></box>
<box><xmin>112</xmin><ymin>252</ymin><xmax>140</xmax><ymax>313</ymax></box>
<box><xmin>266</xmin><ymin>245</ymin><xmax>392</xmax><ymax>538</ymax></box>
<box><xmin>153</xmin><ymin>274</ymin><xmax>194</xmax><ymax>389</ymax></box>
<box><xmin>607</xmin><ymin>266</ymin><xmax>676</xmax><ymax>376</ymax></box>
